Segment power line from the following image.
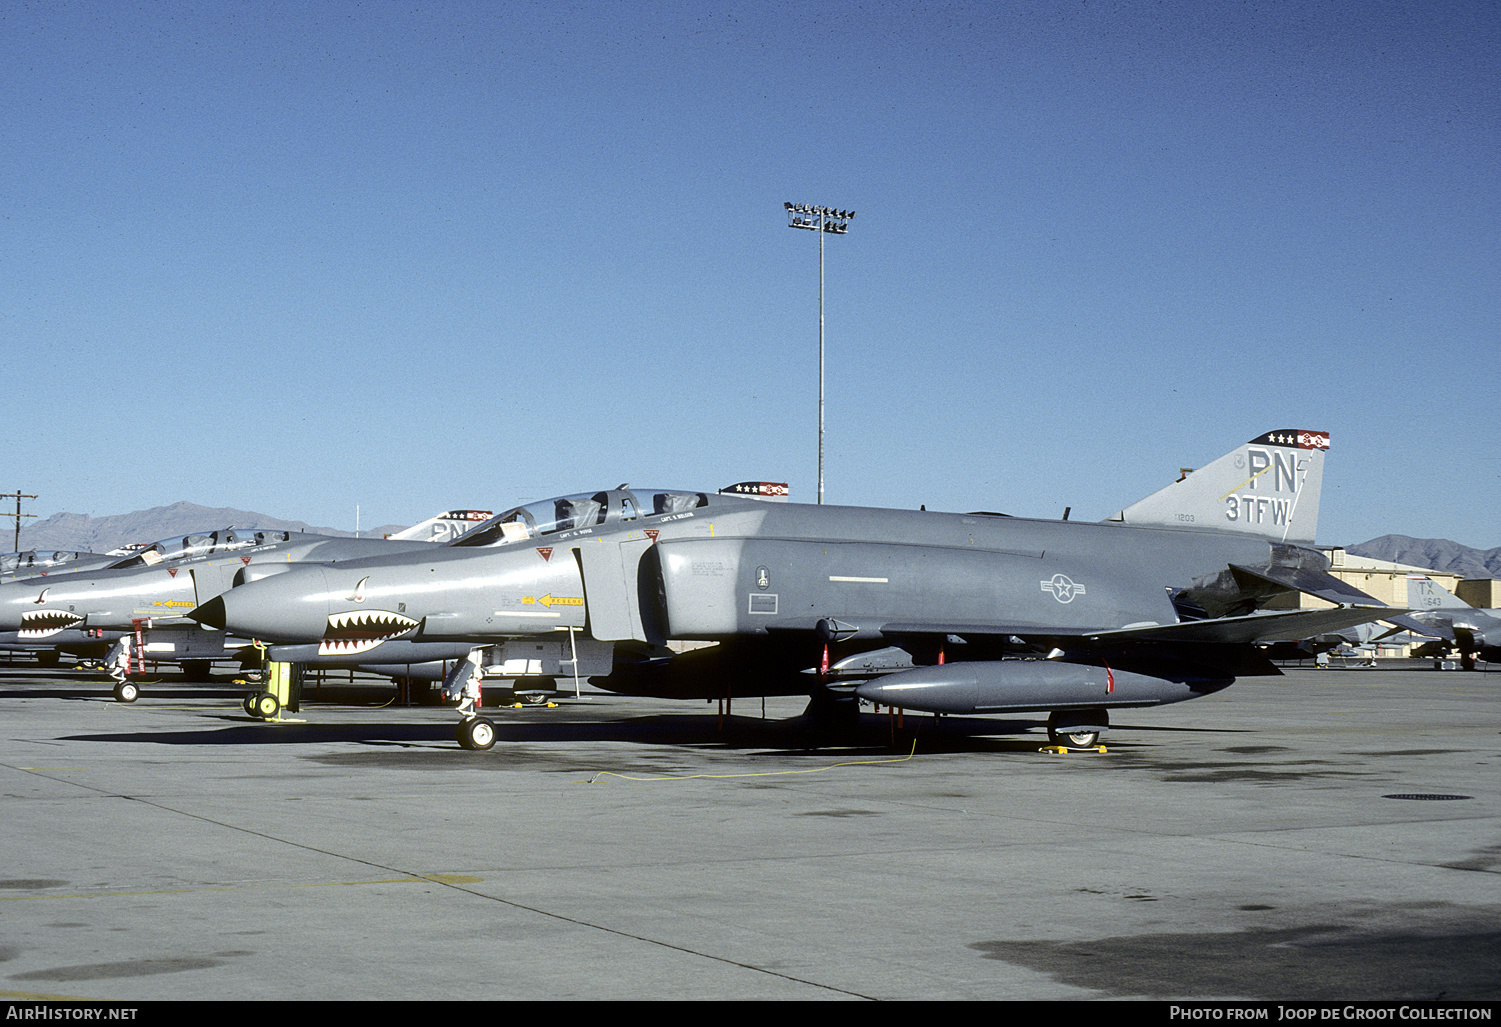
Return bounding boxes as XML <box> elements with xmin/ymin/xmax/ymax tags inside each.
<box><xmin>1</xmin><ymin>492</ymin><xmax>37</xmax><ymax>552</ymax></box>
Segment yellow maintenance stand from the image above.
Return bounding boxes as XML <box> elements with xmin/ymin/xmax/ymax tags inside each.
<box><xmin>243</xmin><ymin>660</ymin><xmax>303</xmax><ymax>722</ymax></box>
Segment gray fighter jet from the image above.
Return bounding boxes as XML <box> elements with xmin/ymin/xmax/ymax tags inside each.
<box><xmin>195</xmin><ymin>431</ymin><xmax>1392</xmax><ymax>750</ymax></box>
<box><xmin>1</xmin><ymin>550</ymin><xmax>122</xmax><ymax>584</ymax></box>
<box><xmin>0</xmin><ymin>512</ymin><xmax>489</xmax><ymax>700</ymax></box>
<box><xmin>0</xmin><ymin>552</ymin><xmax>122</xmax><ymax>667</ymax></box>
<box><xmin>1384</xmin><ymin>576</ymin><xmax>1500</xmax><ymax>670</ymax></box>
<box><xmin>0</xmin><ymin>626</ymin><xmax>125</xmax><ymax>667</ymax></box>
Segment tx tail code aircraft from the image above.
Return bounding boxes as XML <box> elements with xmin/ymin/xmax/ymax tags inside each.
<box><xmin>1386</xmin><ymin>576</ymin><xmax>1500</xmax><ymax>670</ymax></box>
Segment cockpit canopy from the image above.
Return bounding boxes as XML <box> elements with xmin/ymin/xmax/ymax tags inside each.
<box><xmin>449</xmin><ymin>489</ymin><xmax>710</xmax><ymax>548</ymax></box>
<box><xmin>0</xmin><ymin>551</ymin><xmax>87</xmax><ymax>575</ymax></box>
<box><xmin>109</xmin><ymin>528</ymin><xmax>292</xmax><ymax>568</ymax></box>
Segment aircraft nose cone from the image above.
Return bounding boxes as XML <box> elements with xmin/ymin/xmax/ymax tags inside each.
<box><xmin>202</xmin><ymin>567</ymin><xmax>333</xmax><ymax>643</ymax></box>
<box><xmin>0</xmin><ymin>583</ymin><xmax>35</xmax><ymax>631</ymax></box>
<box><xmin>189</xmin><ymin>596</ymin><xmax>227</xmax><ymax>629</ymax></box>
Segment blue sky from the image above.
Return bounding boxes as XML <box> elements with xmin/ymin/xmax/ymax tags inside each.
<box><xmin>4</xmin><ymin>0</ymin><xmax>1497</xmax><ymax>549</ymax></box>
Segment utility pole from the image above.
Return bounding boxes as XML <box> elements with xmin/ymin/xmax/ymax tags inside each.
<box><xmin>1</xmin><ymin>492</ymin><xmax>37</xmax><ymax>551</ymax></box>
<box><xmin>784</xmin><ymin>203</ymin><xmax>856</xmax><ymax>505</ymax></box>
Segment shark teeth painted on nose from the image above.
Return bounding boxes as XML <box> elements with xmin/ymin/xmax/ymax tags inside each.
<box><xmin>318</xmin><ymin>609</ymin><xmax>419</xmax><ymax>656</ymax></box>
<box><xmin>20</xmin><ymin>609</ymin><xmax>85</xmax><ymax>638</ymax></box>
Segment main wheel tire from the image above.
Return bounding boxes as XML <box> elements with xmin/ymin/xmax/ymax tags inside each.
<box><xmin>252</xmin><ymin>692</ymin><xmax>280</xmax><ymax>719</ymax></box>
<box><xmin>457</xmin><ymin>717</ymin><xmax>497</xmax><ymax>751</ymax></box>
<box><xmin>1047</xmin><ymin>710</ymin><xmax>1103</xmax><ymax>748</ymax></box>
<box><xmin>113</xmin><ymin>681</ymin><xmax>139</xmax><ymax>703</ymax></box>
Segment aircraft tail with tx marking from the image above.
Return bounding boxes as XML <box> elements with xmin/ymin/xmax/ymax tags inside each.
<box><xmin>1107</xmin><ymin>429</ymin><xmax>1329</xmax><ymax>544</ymax></box>
<box><xmin>1384</xmin><ymin>576</ymin><xmax>1501</xmax><ymax>670</ymax></box>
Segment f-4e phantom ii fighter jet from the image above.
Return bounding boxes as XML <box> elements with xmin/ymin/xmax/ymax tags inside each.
<box><xmin>0</xmin><ymin>511</ymin><xmax>490</xmax><ymax>701</ymax></box>
<box><xmin>1384</xmin><ymin>576</ymin><xmax>1501</xmax><ymax>671</ymax></box>
<box><xmin>0</xmin><ymin>549</ymin><xmax>130</xmax><ymax>584</ymax></box>
<box><xmin>0</xmin><ymin>550</ymin><xmax>137</xmax><ymax>665</ymax></box>
<box><xmin>194</xmin><ymin>431</ymin><xmax>1393</xmax><ymax>751</ymax></box>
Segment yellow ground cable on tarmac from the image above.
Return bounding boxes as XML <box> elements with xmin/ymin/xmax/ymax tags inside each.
<box><xmin>586</xmin><ymin>740</ymin><xmax>918</xmax><ymax>783</ymax></box>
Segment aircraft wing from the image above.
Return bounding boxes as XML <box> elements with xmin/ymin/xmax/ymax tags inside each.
<box><xmin>1384</xmin><ymin>611</ymin><xmax>1458</xmax><ymax>643</ymax></box>
<box><xmin>879</xmin><ymin>606</ymin><xmax>1395</xmax><ymax>648</ymax></box>
<box><xmin>1226</xmin><ymin>562</ymin><xmax>1384</xmax><ymax>608</ymax></box>
<box><xmin>1075</xmin><ymin>606</ymin><xmax>1398</xmax><ymax>645</ymax></box>
<box><xmin>1391</xmin><ymin>612</ymin><xmax>1500</xmax><ymax>643</ymax></box>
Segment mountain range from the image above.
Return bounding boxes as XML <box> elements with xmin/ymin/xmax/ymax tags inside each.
<box><xmin>12</xmin><ymin>503</ymin><xmax>1497</xmax><ymax>581</ymax></box>
<box><xmin>1344</xmin><ymin>535</ymin><xmax>1501</xmax><ymax>581</ymax></box>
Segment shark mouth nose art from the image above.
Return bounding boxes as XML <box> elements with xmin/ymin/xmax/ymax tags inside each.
<box><xmin>21</xmin><ymin>609</ymin><xmax>85</xmax><ymax>638</ymax></box>
<box><xmin>318</xmin><ymin>610</ymin><xmax>419</xmax><ymax>656</ymax></box>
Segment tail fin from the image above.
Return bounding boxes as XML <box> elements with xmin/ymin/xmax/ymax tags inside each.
<box><xmin>1405</xmin><ymin>575</ymin><xmax>1471</xmax><ymax>611</ymax></box>
<box><xmin>1107</xmin><ymin>430</ymin><xmax>1328</xmax><ymax>544</ymax></box>
<box><xmin>388</xmin><ymin>510</ymin><xmax>494</xmax><ymax>543</ymax></box>
<box><xmin>718</xmin><ymin>481</ymin><xmax>790</xmax><ymax>503</ymax></box>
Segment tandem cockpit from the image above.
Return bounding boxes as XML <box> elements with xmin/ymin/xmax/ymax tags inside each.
<box><xmin>109</xmin><ymin>528</ymin><xmax>293</xmax><ymax>568</ymax></box>
<box><xmin>448</xmin><ymin>488</ymin><xmax>714</xmax><ymax>548</ymax></box>
<box><xmin>1</xmin><ymin>551</ymin><xmax>91</xmax><ymax>576</ymax></box>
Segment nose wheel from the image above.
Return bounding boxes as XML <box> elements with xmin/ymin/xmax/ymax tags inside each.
<box><xmin>457</xmin><ymin>717</ymin><xmax>496</xmax><ymax>751</ymax></box>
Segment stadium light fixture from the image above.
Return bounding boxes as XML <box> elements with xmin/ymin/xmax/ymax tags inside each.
<box><xmin>783</xmin><ymin>202</ymin><xmax>857</xmax><ymax>504</ymax></box>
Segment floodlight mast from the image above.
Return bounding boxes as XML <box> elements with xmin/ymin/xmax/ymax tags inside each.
<box><xmin>783</xmin><ymin>203</ymin><xmax>855</xmax><ymax>504</ymax></box>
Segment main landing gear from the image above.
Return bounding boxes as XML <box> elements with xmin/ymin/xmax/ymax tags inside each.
<box><xmin>1046</xmin><ymin>709</ymin><xmax>1108</xmax><ymax>749</ymax></box>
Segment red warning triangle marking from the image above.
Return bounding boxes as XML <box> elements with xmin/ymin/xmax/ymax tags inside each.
<box><xmin>241</xmin><ymin>556</ymin><xmax>252</xmax><ymax>565</ymax></box>
<box><xmin>168</xmin><ymin>568</ymin><xmax>178</xmax><ymax>578</ymax></box>
<box><xmin>644</xmin><ymin>530</ymin><xmax>659</xmax><ymax>543</ymax></box>
<box><xmin>537</xmin><ymin>547</ymin><xmax>553</xmax><ymax>562</ymax></box>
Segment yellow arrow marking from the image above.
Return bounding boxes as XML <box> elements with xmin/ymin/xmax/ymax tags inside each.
<box><xmin>537</xmin><ymin>594</ymin><xmax>583</xmax><ymax>608</ymax></box>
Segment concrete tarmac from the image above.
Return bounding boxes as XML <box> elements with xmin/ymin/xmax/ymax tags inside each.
<box><xmin>0</xmin><ymin>659</ymin><xmax>1497</xmax><ymax>1002</ymax></box>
